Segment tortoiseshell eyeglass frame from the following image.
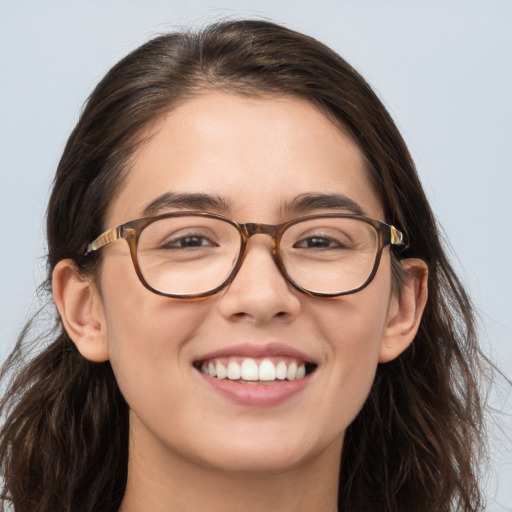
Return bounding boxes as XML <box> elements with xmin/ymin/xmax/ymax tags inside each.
<box><xmin>84</xmin><ymin>211</ymin><xmax>406</xmax><ymax>299</ymax></box>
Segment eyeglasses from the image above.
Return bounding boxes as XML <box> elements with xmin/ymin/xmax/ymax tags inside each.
<box><xmin>85</xmin><ymin>211</ymin><xmax>405</xmax><ymax>298</ymax></box>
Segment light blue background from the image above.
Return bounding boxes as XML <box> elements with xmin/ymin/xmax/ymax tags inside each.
<box><xmin>1</xmin><ymin>1</ymin><xmax>511</xmax><ymax>509</ymax></box>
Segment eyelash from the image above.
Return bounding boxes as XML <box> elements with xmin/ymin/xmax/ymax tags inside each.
<box><xmin>294</xmin><ymin>236</ymin><xmax>345</xmax><ymax>250</ymax></box>
<box><xmin>161</xmin><ymin>234</ymin><xmax>217</xmax><ymax>249</ymax></box>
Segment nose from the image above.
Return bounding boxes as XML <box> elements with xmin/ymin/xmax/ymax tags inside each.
<box><xmin>218</xmin><ymin>235</ymin><xmax>301</xmax><ymax>324</ymax></box>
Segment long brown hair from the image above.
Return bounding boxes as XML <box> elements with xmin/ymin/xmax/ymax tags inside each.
<box><xmin>0</xmin><ymin>20</ymin><xmax>487</xmax><ymax>511</ymax></box>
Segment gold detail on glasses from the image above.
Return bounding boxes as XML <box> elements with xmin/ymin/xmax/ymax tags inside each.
<box><xmin>390</xmin><ymin>226</ymin><xmax>403</xmax><ymax>246</ymax></box>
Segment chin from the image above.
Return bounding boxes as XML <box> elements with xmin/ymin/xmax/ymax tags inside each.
<box><xmin>200</xmin><ymin>444</ymin><xmax>314</xmax><ymax>475</ymax></box>
<box><xmin>186</xmin><ymin>424</ymin><xmax>340</xmax><ymax>476</ymax></box>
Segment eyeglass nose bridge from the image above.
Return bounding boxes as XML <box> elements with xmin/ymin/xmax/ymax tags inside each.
<box><xmin>238</xmin><ymin>222</ymin><xmax>290</xmax><ymax>264</ymax></box>
<box><xmin>231</xmin><ymin>221</ymin><xmax>291</xmax><ymax>284</ymax></box>
<box><xmin>240</xmin><ymin>222</ymin><xmax>282</xmax><ymax>245</ymax></box>
<box><xmin>233</xmin><ymin>221</ymin><xmax>322</xmax><ymax>298</ymax></box>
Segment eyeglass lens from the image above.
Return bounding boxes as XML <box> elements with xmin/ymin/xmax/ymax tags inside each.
<box><xmin>136</xmin><ymin>215</ymin><xmax>379</xmax><ymax>296</ymax></box>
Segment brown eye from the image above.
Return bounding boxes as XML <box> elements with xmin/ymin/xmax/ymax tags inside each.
<box><xmin>162</xmin><ymin>235</ymin><xmax>217</xmax><ymax>249</ymax></box>
<box><xmin>293</xmin><ymin>236</ymin><xmax>344</xmax><ymax>249</ymax></box>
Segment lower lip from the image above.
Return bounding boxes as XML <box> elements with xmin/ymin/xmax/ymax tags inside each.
<box><xmin>198</xmin><ymin>372</ymin><xmax>311</xmax><ymax>407</ymax></box>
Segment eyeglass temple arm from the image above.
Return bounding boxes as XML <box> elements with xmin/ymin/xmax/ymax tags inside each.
<box><xmin>85</xmin><ymin>226</ymin><xmax>122</xmax><ymax>255</ymax></box>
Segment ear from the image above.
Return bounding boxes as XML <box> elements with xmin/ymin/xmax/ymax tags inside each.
<box><xmin>52</xmin><ymin>259</ymin><xmax>110</xmax><ymax>362</ymax></box>
<box><xmin>379</xmin><ymin>258</ymin><xmax>428</xmax><ymax>363</ymax></box>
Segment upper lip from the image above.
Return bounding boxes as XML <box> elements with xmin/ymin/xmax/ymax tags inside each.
<box><xmin>193</xmin><ymin>342</ymin><xmax>317</xmax><ymax>365</ymax></box>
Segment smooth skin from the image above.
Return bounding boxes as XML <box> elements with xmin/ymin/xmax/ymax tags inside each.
<box><xmin>53</xmin><ymin>92</ymin><xmax>428</xmax><ymax>512</ymax></box>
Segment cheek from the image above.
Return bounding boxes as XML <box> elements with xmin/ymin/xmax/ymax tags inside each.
<box><xmin>102</xmin><ymin>297</ymin><xmax>216</xmax><ymax>451</ymax></box>
<box><xmin>97</xmin><ymin>259</ymin><xmax>209</xmax><ymax>409</ymax></box>
<box><xmin>308</xmin><ymin>269</ymin><xmax>393</xmax><ymax>421</ymax></box>
<box><xmin>315</xmin><ymin>295</ymin><xmax>388</xmax><ymax>361</ymax></box>
<box><xmin>99</xmin><ymin>253</ymin><xmax>207</xmax><ymax>350</ymax></box>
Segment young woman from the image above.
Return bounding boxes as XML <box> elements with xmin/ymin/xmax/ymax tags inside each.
<box><xmin>0</xmin><ymin>20</ymin><xmax>487</xmax><ymax>512</ymax></box>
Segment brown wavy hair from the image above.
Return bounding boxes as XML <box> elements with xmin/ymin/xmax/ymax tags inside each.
<box><xmin>0</xmin><ymin>20</ymin><xmax>488</xmax><ymax>512</ymax></box>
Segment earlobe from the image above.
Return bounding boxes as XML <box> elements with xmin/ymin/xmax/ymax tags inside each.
<box><xmin>379</xmin><ymin>258</ymin><xmax>428</xmax><ymax>363</ymax></box>
<box><xmin>52</xmin><ymin>259</ymin><xmax>110</xmax><ymax>362</ymax></box>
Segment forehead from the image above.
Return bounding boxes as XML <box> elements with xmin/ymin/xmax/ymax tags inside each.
<box><xmin>107</xmin><ymin>92</ymin><xmax>383</xmax><ymax>226</ymax></box>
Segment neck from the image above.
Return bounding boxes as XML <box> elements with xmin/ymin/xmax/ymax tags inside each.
<box><xmin>119</xmin><ymin>420</ymin><xmax>341</xmax><ymax>512</ymax></box>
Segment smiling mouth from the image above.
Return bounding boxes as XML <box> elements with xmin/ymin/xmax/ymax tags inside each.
<box><xmin>194</xmin><ymin>357</ymin><xmax>317</xmax><ymax>383</ymax></box>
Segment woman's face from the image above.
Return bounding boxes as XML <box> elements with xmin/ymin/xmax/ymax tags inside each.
<box><xmin>93</xmin><ymin>92</ymin><xmax>399</xmax><ymax>474</ymax></box>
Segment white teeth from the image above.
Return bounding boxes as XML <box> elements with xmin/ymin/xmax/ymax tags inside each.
<box><xmin>241</xmin><ymin>358</ymin><xmax>259</xmax><ymax>380</ymax></box>
<box><xmin>227</xmin><ymin>361</ymin><xmax>241</xmax><ymax>380</ymax></box>
<box><xmin>200</xmin><ymin>357</ymin><xmax>312</xmax><ymax>382</ymax></box>
<box><xmin>276</xmin><ymin>361</ymin><xmax>287</xmax><ymax>380</ymax></box>
<box><xmin>259</xmin><ymin>359</ymin><xmax>276</xmax><ymax>381</ymax></box>
<box><xmin>287</xmin><ymin>361</ymin><xmax>297</xmax><ymax>381</ymax></box>
<box><xmin>216</xmin><ymin>361</ymin><xmax>227</xmax><ymax>379</ymax></box>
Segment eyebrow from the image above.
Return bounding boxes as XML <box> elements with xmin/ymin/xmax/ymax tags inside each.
<box><xmin>142</xmin><ymin>192</ymin><xmax>232</xmax><ymax>216</ymax></box>
<box><xmin>281</xmin><ymin>193</ymin><xmax>365</xmax><ymax>216</ymax></box>
<box><xmin>142</xmin><ymin>191</ymin><xmax>365</xmax><ymax>218</ymax></box>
